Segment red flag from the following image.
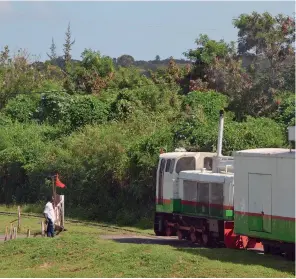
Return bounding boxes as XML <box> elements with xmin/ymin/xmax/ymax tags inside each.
<box><xmin>55</xmin><ymin>174</ymin><xmax>66</xmax><ymax>188</ymax></box>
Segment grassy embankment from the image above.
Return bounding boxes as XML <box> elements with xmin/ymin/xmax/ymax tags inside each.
<box><xmin>0</xmin><ymin>205</ymin><xmax>295</xmax><ymax>278</ymax></box>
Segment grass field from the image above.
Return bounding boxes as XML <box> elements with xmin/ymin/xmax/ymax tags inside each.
<box><xmin>0</xmin><ymin>207</ymin><xmax>295</xmax><ymax>278</ymax></box>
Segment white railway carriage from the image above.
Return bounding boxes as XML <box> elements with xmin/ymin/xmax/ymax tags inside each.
<box><xmin>233</xmin><ymin>147</ymin><xmax>295</xmax><ymax>259</ymax></box>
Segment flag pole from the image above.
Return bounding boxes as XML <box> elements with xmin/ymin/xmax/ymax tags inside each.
<box><xmin>52</xmin><ymin>175</ymin><xmax>56</xmax><ymax>207</ymax></box>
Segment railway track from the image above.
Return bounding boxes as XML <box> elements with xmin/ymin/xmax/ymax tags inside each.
<box><xmin>0</xmin><ymin>211</ymin><xmax>155</xmax><ymax>236</ymax></box>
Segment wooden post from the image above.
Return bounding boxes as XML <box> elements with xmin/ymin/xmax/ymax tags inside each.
<box><xmin>9</xmin><ymin>223</ymin><xmax>13</xmax><ymax>239</ymax></box>
<box><xmin>4</xmin><ymin>226</ymin><xmax>8</xmax><ymax>241</ymax></box>
<box><xmin>52</xmin><ymin>175</ymin><xmax>55</xmax><ymax>205</ymax></box>
<box><xmin>27</xmin><ymin>229</ymin><xmax>30</xmax><ymax>238</ymax></box>
<box><xmin>14</xmin><ymin>227</ymin><xmax>17</xmax><ymax>239</ymax></box>
<box><xmin>17</xmin><ymin>206</ymin><xmax>21</xmax><ymax>232</ymax></box>
<box><xmin>61</xmin><ymin>195</ymin><xmax>65</xmax><ymax>228</ymax></box>
<box><xmin>52</xmin><ymin>175</ymin><xmax>56</xmax><ymax>207</ymax></box>
<box><xmin>41</xmin><ymin>220</ymin><xmax>45</xmax><ymax>237</ymax></box>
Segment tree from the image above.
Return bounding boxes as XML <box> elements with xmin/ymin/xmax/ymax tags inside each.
<box><xmin>149</xmin><ymin>57</ymin><xmax>191</xmax><ymax>94</ymax></box>
<box><xmin>183</xmin><ymin>34</ymin><xmax>235</xmax><ymax>85</ymax></box>
<box><xmin>108</xmin><ymin>66</ymin><xmax>153</xmax><ymax>90</ymax></box>
<box><xmin>233</xmin><ymin>12</ymin><xmax>295</xmax><ymax>55</ymax></box>
<box><xmin>47</xmin><ymin>38</ymin><xmax>57</xmax><ymax>61</ymax></box>
<box><xmin>62</xmin><ymin>22</ymin><xmax>76</xmax><ymax>93</ymax></box>
<box><xmin>0</xmin><ymin>49</ymin><xmax>48</xmax><ymax>108</ymax></box>
<box><xmin>0</xmin><ymin>45</ymin><xmax>10</xmax><ymax>66</ymax></box>
<box><xmin>205</xmin><ymin>56</ymin><xmax>255</xmax><ymax>120</ymax></box>
<box><xmin>117</xmin><ymin>55</ymin><xmax>135</xmax><ymax>67</ymax></box>
<box><xmin>69</xmin><ymin>49</ymin><xmax>115</xmax><ymax>94</ymax></box>
<box><xmin>232</xmin><ymin>12</ymin><xmax>295</xmax><ymax>116</ymax></box>
<box><xmin>155</xmin><ymin>55</ymin><xmax>161</xmax><ymax>61</ymax></box>
<box><xmin>80</xmin><ymin>49</ymin><xmax>114</xmax><ymax>77</ymax></box>
<box><xmin>233</xmin><ymin>12</ymin><xmax>295</xmax><ymax>91</ymax></box>
<box><xmin>63</xmin><ymin>22</ymin><xmax>75</xmax><ymax>67</ymax></box>
<box><xmin>184</xmin><ymin>34</ymin><xmax>233</xmax><ymax>66</ymax></box>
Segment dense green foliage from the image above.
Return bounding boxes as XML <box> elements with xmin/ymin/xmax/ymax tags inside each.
<box><xmin>0</xmin><ymin>12</ymin><xmax>294</xmax><ymax>225</ymax></box>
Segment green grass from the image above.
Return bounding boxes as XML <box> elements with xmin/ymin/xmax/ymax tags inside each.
<box><xmin>0</xmin><ymin>214</ymin><xmax>295</xmax><ymax>278</ymax></box>
<box><xmin>0</xmin><ymin>205</ymin><xmax>154</xmax><ymax>236</ymax></box>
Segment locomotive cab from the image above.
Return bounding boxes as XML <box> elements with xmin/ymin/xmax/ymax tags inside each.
<box><xmin>154</xmin><ymin>150</ymin><xmax>215</xmax><ymax>235</ymax></box>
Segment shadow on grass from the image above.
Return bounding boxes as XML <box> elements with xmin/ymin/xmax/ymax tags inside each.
<box><xmin>111</xmin><ymin>236</ymin><xmax>295</xmax><ymax>275</ymax></box>
<box><xmin>177</xmin><ymin>246</ymin><xmax>295</xmax><ymax>276</ymax></box>
<box><xmin>106</xmin><ymin>236</ymin><xmax>197</xmax><ymax>247</ymax></box>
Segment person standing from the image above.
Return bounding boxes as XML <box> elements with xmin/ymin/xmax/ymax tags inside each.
<box><xmin>43</xmin><ymin>196</ymin><xmax>55</xmax><ymax>237</ymax></box>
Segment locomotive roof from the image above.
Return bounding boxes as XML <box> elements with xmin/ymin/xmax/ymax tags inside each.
<box><xmin>234</xmin><ymin>148</ymin><xmax>295</xmax><ymax>158</ymax></box>
<box><xmin>179</xmin><ymin>170</ymin><xmax>234</xmax><ymax>183</ymax></box>
<box><xmin>159</xmin><ymin>152</ymin><xmax>215</xmax><ymax>159</ymax></box>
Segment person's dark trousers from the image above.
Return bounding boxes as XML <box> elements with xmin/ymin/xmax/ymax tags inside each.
<box><xmin>47</xmin><ymin>218</ymin><xmax>55</xmax><ymax>237</ymax></box>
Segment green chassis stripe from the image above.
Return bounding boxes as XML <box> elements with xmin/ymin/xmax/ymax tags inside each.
<box><xmin>156</xmin><ymin>199</ymin><xmax>234</xmax><ymax>220</ymax></box>
<box><xmin>234</xmin><ymin>211</ymin><xmax>295</xmax><ymax>243</ymax></box>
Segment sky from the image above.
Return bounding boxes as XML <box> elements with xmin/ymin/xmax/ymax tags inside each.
<box><xmin>0</xmin><ymin>1</ymin><xmax>295</xmax><ymax>61</ymax></box>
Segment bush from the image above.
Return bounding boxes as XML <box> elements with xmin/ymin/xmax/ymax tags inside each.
<box><xmin>273</xmin><ymin>92</ymin><xmax>295</xmax><ymax>128</ymax></box>
<box><xmin>68</xmin><ymin>95</ymin><xmax>109</xmax><ymax>129</ymax></box>
<box><xmin>222</xmin><ymin>117</ymin><xmax>286</xmax><ymax>154</ymax></box>
<box><xmin>181</xmin><ymin>90</ymin><xmax>229</xmax><ymax>121</ymax></box>
<box><xmin>0</xmin><ymin>122</ymin><xmax>57</xmax><ymax>203</ymax></box>
<box><xmin>4</xmin><ymin>94</ymin><xmax>40</xmax><ymax>123</ymax></box>
<box><xmin>37</xmin><ymin>92</ymin><xmax>109</xmax><ymax>130</ymax></box>
<box><xmin>174</xmin><ymin>114</ymin><xmax>286</xmax><ymax>155</ymax></box>
<box><xmin>108</xmin><ymin>66</ymin><xmax>154</xmax><ymax>90</ymax></box>
<box><xmin>109</xmin><ymin>85</ymin><xmax>181</xmax><ymax>121</ymax></box>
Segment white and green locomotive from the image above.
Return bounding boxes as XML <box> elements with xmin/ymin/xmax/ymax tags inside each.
<box><xmin>154</xmin><ymin>111</ymin><xmax>295</xmax><ymax>260</ymax></box>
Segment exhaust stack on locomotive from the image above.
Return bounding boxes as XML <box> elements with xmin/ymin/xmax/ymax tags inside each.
<box><xmin>212</xmin><ymin>110</ymin><xmax>234</xmax><ymax>174</ymax></box>
<box><xmin>217</xmin><ymin>110</ymin><xmax>224</xmax><ymax>158</ymax></box>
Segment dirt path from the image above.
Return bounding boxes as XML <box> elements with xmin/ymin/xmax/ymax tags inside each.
<box><xmin>100</xmin><ymin>234</ymin><xmax>200</xmax><ymax>248</ymax></box>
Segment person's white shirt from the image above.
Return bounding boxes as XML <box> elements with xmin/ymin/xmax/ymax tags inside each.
<box><xmin>44</xmin><ymin>201</ymin><xmax>56</xmax><ymax>223</ymax></box>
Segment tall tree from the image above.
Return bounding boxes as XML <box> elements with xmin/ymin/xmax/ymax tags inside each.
<box><xmin>183</xmin><ymin>34</ymin><xmax>235</xmax><ymax>80</ymax></box>
<box><xmin>0</xmin><ymin>45</ymin><xmax>10</xmax><ymax>66</ymax></box>
<box><xmin>233</xmin><ymin>12</ymin><xmax>295</xmax><ymax>55</ymax></box>
<box><xmin>63</xmin><ymin>22</ymin><xmax>75</xmax><ymax>67</ymax></box>
<box><xmin>62</xmin><ymin>22</ymin><xmax>76</xmax><ymax>92</ymax></box>
<box><xmin>233</xmin><ymin>12</ymin><xmax>295</xmax><ymax>98</ymax></box>
<box><xmin>47</xmin><ymin>38</ymin><xmax>57</xmax><ymax>61</ymax></box>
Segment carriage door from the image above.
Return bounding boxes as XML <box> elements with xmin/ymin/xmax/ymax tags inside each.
<box><xmin>248</xmin><ymin>173</ymin><xmax>272</xmax><ymax>233</ymax></box>
<box><xmin>158</xmin><ymin>159</ymin><xmax>166</xmax><ymax>204</ymax></box>
<box><xmin>197</xmin><ymin>183</ymin><xmax>209</xmax><ymax>216</ymax></box>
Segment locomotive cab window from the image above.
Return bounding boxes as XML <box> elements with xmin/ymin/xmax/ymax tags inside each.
<box><xmin>165</xmin><ymin>159</ymin><xmax>171</xmax><ymax>172</ymax></box>
<box><xmin>164</xmin><ymin>159</ymin><xmax>175</xmax><ymax>173</ymax></box>
<box><xmin>204</xmin><ymin>157</ymin><xmax>213</xmax><ymax>170</ymax></box>
<box><xmin>169</xmin><ymin>159</ymin><xmax>175</xmax><ymax>174</ymax></box>
<box><xmin>176</xmin><ymin>157</ymin><xmax>196</xmax><ymax>173</ymax></box>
